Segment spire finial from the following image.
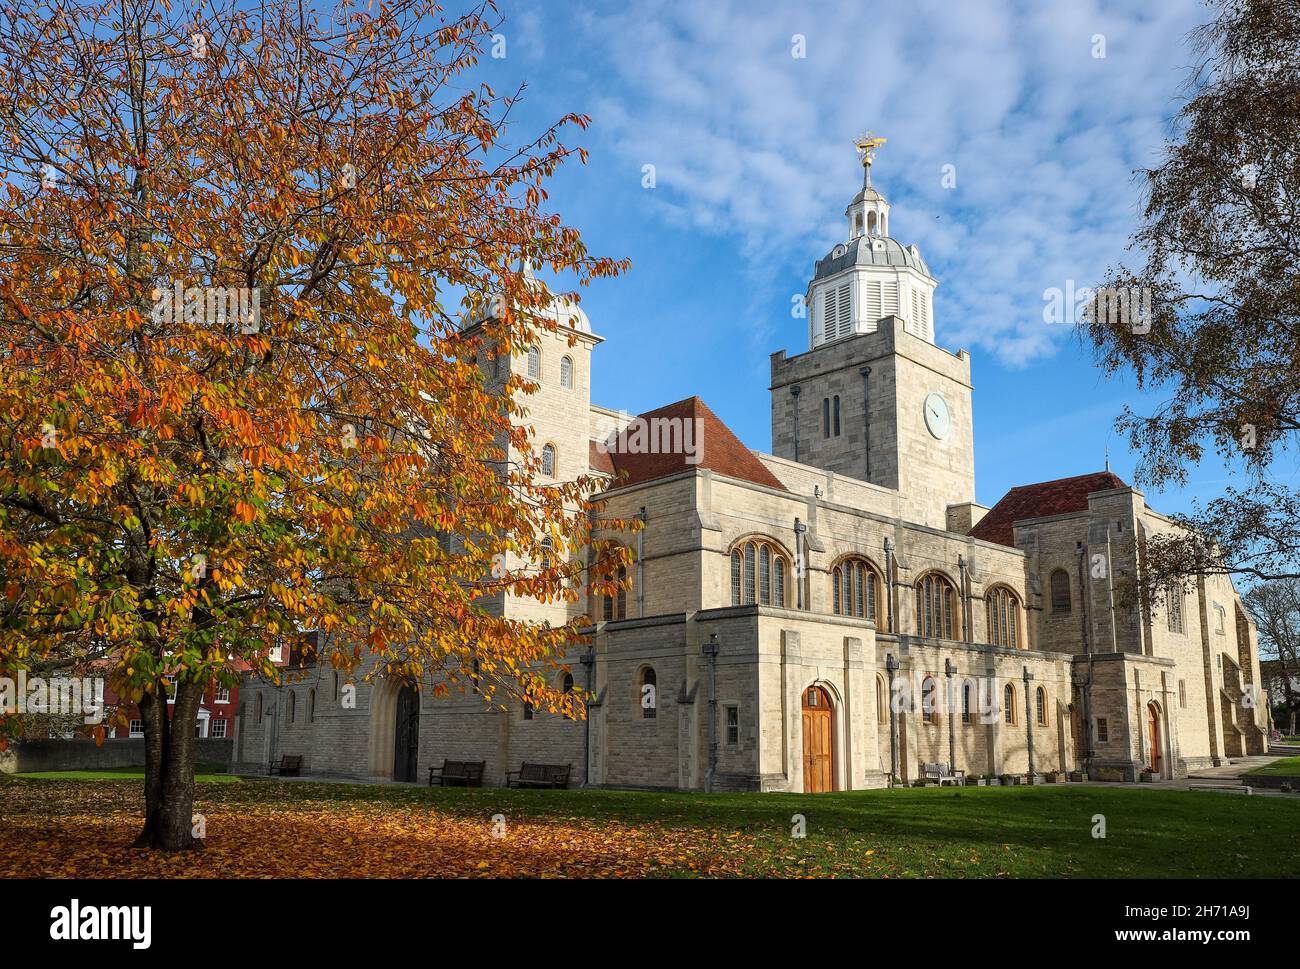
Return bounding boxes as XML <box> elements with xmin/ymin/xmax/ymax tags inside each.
<box><xmin>855</xmin><ymin>133</ymin><xmax>887</xmax><ymax>186</ymax></box>
<box><xmin>1104</xmin><ymin>447</ymin><xmax>1110</xmax><ymax>472</ymax></box>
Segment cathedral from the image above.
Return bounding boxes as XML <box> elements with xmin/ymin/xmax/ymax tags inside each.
<box><xmin>233</xmin><ymin>145</ymin><xmax>1269</xmax><ymax>790</ymax></box>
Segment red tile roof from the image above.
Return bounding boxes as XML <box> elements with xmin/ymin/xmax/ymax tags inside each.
<box><xmin>596</xmin><ymin>396</ymin><xmax>786</xmax><ymax>491</ymax></box>
<box><xmin>970</xmin><ymin>471</ymin><xmax>1128</xmax><ymax>547</ymax></box>
<box><xmin>588</xmin><ymin>438</ymin><xmax>615</xmax><ymax>475</ymax></box>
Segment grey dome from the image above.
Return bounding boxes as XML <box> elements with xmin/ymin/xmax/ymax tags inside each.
<box><xmin>812</xmin><ymin>234</ymin><xmax>932</xmax><ymax>282</ymax></box>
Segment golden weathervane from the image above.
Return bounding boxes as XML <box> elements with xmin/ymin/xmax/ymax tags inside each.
<box><xmin>854</xmin><ymin>133</ymin><xmax>887</xmax><ymax>168</ymax></box>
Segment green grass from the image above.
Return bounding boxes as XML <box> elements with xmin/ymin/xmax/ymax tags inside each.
<box><xmin>1246</xmin><ymin>756</ymin><xmax>1300</xmax><ymax>777</ymax></box>
<box><xmin>5</xmin><ymin>775</ymin><xmax>1296</xmax><ymax>876</ymax></box>
<box><xmin>187</xmin><ymin>779</ymin><xmax>1300</xmax><ymax>877</ymax></box>
<box><xmin>13</xmin><ymin>765</ymin><xmax>238</xmax><ymax>783</ymax></box>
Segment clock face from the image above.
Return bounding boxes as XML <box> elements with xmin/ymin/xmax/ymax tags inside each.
<box><xmin>924</xmin><ymin>392</ymin><xmax>952</xmax><ymax>440</ymax></box>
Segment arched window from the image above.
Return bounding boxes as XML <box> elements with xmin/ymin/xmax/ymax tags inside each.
<box><xmin>822</xmin><ymin>397</ymin><xmax>831</xmax><ymax>438</ymax></box>
<box><xmin>640</xmin><ymin>667</ymin><xmax>657</xmax><ymax>719</ymax></box>
<box><xmin>876</xmin><ymin>674</ymin><xmax>887</xmax><ymax>723</ymax></box>
<box><xmin>288</xmin><ymin>690</ymin><xmax>296</xmax><ymax>724</ymax></box>
<box><xmin>1003</xmin><ymin>683</ymin><xmax>1016</xmax><ymax>725</ymax></box>
<box><xmin>729</xmin><ymin>539</ymin><xmax>788</xmax><ymax>607</ymax></box>
<box><xmin>1036</xmin><ymin>686</ymin><xmax>1047</xmax><ymax>726</ymax></box>
<box><xmin>308</xmin><ymin>688</ymin><xmax>316</xmax><ymax>724</ymax></box>
<box><xmin>961</xmin><ymin>680</ymin><xmax>973</xmax><ymax>724</ymax></box>
<box><xmin>986</xmin><ymin>586</ymin><xmax>1022</xmax><ymax>648</ymax></box>
<box><xmin>523</xmin><ymin>698</ymin><xmax>534</xmax><ymax>720</ymax></box>
<box><xmin>256</xmin><ymin>692</ymin><xmax>263</xmax><ymax>723</ymax></box>
<box><xmin>921</xmin><ymin>676</ymin><xmax>937</xmax><ymax>724</ymax></box>
<box><xmin>526</xmin><ymin>345</ymin><xmax>540</xmax><ymax>380</ymax></box>
<box><xmin>561</xmin><ymin>672</ymin><xmax>574</xmax><ymax>694</ymax></box>
<box><xmin>833</xmin><ymin>557</ymin><xmax>881</xmax><ymax>621</ymax></box>
<box><xmin>541</xmin><ymin>444</ymin><xmax>556</xmax><ymax>477</ymax></box>
<box><xmin>833</xmin><ymin>395</ymin><xmax>841</xmax><ymax>436</ymax></box>
<box><xmin>1050</xmin><ymin>568</ymin><xmax>1071</xmax><ymax>614</ymax></box>
<box><xmin>560</xmin><ymin>355</ymin><xmax>574</xmax><ymax>389</ymax></box>
<box><xmin>603</xmin><ymin>563</ymin><xmax>629</xmax><ymax>621</ymax></box>
<box><xmin>915</xmin><ymin>573</ymin><xmax>956</xmax><ymax>639</ymax></box>
<box><xmin>1167</xmin><ymin>585</ymin><xmax>1184</xmax><ymax>633</ymax></box>
<box><xmin>333</xmin><ymin>671</ymin><xmax>340</xmax><ymax>701</ymax></box>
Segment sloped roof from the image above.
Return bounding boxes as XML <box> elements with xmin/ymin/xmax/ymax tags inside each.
<box><xmin>588</xmin><ymin>438</ymin><xmax>615</xmax><ymax>476</ymax></box>
<box><xmin>598</xmin><ymin>396</ymin><xmax>786</xmax><ymax>491</ymax></box>
<box><xmin>970</xmin><ymin>471</ymin><xmax>1128</xmax><ymax>548</ymax></box>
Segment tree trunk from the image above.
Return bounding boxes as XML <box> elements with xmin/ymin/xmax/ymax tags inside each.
<box><xmin>132</xmin><ymin>679</ymin><xmax>205</xmax><ymax>851</ymax></box>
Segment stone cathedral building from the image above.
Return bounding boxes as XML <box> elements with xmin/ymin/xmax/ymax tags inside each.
<box><xmin>233</xmin><ymin>146</ymin><xmax>1269</xmax><ymax>791</ymax></box>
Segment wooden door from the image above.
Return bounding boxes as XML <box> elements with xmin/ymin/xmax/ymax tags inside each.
<box><xmin>802</xmin><ymin>686</ymin><xmax>833</xmax><ymax>793</ymax></box>
<box><xmin>393</xmin><ymin>685</ymin><xmax>420</xmax><ymax>782</ymax></box>
<box><xmin>1147</xmin><ymin>703</ymin><xmax>1161</xmax><ymax>776</ymax></box>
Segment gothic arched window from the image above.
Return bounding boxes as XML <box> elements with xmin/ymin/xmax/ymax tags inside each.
<box><xmin>1003</xmin><ymin>683</ymin><xmax>1016</xmax><ymax>725</ymax></box>
<box><xmin>640</xmin><ymin>667</ymin><xmax>657</xmax><ymax>719</ymax></box>
<box><xmin>986</xmin><ymin>586</ymin><xmax>1022</xmax><ymax>648</ymax></box>
<box><xmin>915</xmin><ymin>572</ymin><xmax>957</xmax><ymax>640</ymax></box>
<box><xmin>1050</xmin><ymin>568</ymin><xmax>1071</xmax><ymax>614</ymax></box>
<box><xmin>603</xmin><ymin>564</ymin><xmax>629</xmax><ymax>622</ymax></box>
<box><xmin>1167</xmin><ymin>585</ymin><xmax>1184</xmax><ymax>634</ymax></box>
<box><xmin>541</xmin><ymin>443</ymin><xmax>556</xmax><ymax>478</ymax></box>
<box><xmin>1036</xmin><ymin>686</ymin><xmax>1047</xmax><ymax>726</ymax></box>
<box><xmin>921</xmin><ymin>676</ymin><xmax>937</xmax><ymax>724</ymax></box>
<box><xmin>833</xmin><ymin>557</ymin><xmax>881</xmax><ymax>621</ymax></box>
<box><xmin>730</xmin><ymin>539</ymin><xmax>788</xmax><ymax>607</ymax></box>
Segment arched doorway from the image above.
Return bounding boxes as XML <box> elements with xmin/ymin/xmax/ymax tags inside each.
<box><xmin>801</xmin><ymin>686</ymin><xmax>834</xmax><ymax>793</ymax></box>
<box><xmin>1147</xmin><ymin>702</ymin><xmax>1162</xmax><ymax>776</ymax></box>
<box><xmin>393</xmin><ymin>685</ymin><xmax>420</xmax><ymax>783</ymax></box>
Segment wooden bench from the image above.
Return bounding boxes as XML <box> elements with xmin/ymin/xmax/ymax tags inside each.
<box><xmin>505</xmin><ymin>762</ymin><xmax>571</xmax><ymax>789</ymax></box>
<box><xmin>921</xmin><ymin>761</ymin><xmax>964</xmax><ymax>786</ymax></box>
<box><xmin>428</xmin><ymin>759</ymin><xmax>485</xmax><ymax>787</ymax></box>
<box><xmin>267</xmin><ymin>754</ymin><xmax>303</xmax><ymax>777</ymax></box>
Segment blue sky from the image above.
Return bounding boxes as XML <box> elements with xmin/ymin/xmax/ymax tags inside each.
<box><xmin>470</xmin><ymin>0</ymin><xmax>1241</xmax><ymax>514</ymax></box>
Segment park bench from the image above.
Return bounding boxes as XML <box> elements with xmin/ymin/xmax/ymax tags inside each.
<box><xmin>505</xmin><ymin>762</ymin><xmax>572</xmax><ymax>789</ymax></box>
<box><xmin>921</xmin><ymin>761</ymin><xmax>964</xmax><ymax>786</ymax></box>
<box><xmin>428</xmin><ymin>759</ymin><xmax>485</xmax><ymax>787</ymax></box>
<box><xmin>267</xmin><ymin>754</ymin><xmax>303</xmax><ymax>777</ymax></box>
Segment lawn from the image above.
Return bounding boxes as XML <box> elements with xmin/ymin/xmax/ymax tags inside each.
<box><xmin>1247</xmin><ymin>756</ymin><xmax>1300</xmax><ymax>777</ymax></box>
<box><xmin>1</xmin><ymin>776</ymin><xmax>1296</xmax><ymax>878</ymax></box>
<box><xmin>12</xmin><ymin>765</ymin><xmax>237</xmax><ymax>783</ymax></box>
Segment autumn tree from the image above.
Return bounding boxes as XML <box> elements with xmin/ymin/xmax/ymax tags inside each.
<box><xmin>1080</xmin><ymin>0</ymin><xmax>1300</xmax><ymax>597</ymax></box>
<box><xmin>0</xmin><ymin>0</ymin><xmax>630</xmax><ymax>850</ymax></box>
<box><xmin>1243</xmin><ymin>579</ymin><xmax>1300</xmax><ymax>734</ymax></box>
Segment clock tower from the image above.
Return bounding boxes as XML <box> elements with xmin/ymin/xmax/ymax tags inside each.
<box><xmin>769</xmin><ymin>140</ymin><xmax>976</xmax><ymax>530</ymax></box>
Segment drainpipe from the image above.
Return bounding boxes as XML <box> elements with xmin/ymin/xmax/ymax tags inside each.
<box><xmin>883</xmin><ymin>537</ymin><xmax>896</xmax><ymax>634</ymax></box>
<box><xmin>945</xmin><ymin>657</ymin><xmax>957</xmax><ymax>771</ymax></box>
<box><xmin>1104</xmin><ymin>523</ymin><xmax>1119</xmax><ymax>652</ymax></box>
<box><xmin>886</xmin><ymin>652</ymin><xmax>900</xmax><ymax>786</ymax></box>
<box><xmin>859</xmin><ymin>366</ymin><xmax>872</xmax><ymax>480</ymax></box>
<box><xmin>636</xmin><ymin>506</ymin><xmax>646</xmax><ymax>618</ymax></box>
<box><xmin>702</xmin><ymin>634</ymin><xmax>720</xmax><ymax>792</ymax></box>
<box><xmin>580</xmin><ymin>648</ymin><xmax>595</xmax><ymax>787</ymax></box>
<box><xmin>790</xmin><ymin>386</ymin><xmax>801</xmax><ymax>463</ymax></box>
<box><xmin>958</xmin><ymin>555</ymin><xmax>971</xmax><ymax>642</ymax></box>
<box><xmin>794</xmin><ymin>518</ymin><xmax>808</xmax><ymax>610</ymax></box>
<box><xmin>1023</xmin><ymin>665</ymin><xmax>1036</xmax><ymax>780</ymax></box>
<box><xmin>1077</xmin><ymin>542</ymin><xmax>1095</xmax><ymax>776</ymax></box>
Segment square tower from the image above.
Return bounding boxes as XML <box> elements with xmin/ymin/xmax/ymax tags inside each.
<box><xmin>770</xmin><ymin>316</ymin><xmax>974</xmax><ymax>530</ymax></box>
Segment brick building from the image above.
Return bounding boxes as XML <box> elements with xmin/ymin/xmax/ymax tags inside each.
<box><xmin>233</xmin><ymin>144</ymin><xmax>1269</xmax><ymax>788</ymax></box>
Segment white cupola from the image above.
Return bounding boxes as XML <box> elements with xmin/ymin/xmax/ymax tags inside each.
<box><xmin>807</xmin><ymin>138</ymin><xmax>938</xmax><ymax>349</ymax></box>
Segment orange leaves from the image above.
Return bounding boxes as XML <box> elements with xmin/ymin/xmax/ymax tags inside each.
<box><xmin>232</xmin><ymin>501</ymin><xmax>257</xmax><ymax>524</ymax></box>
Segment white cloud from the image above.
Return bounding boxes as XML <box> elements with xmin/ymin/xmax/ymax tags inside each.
<box><xmin>573</xmin><ymin>0</ymin><xmax>1205</xmax><ymax>367</ymax></box>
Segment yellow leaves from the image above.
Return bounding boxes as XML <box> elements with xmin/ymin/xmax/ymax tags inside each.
<box><xmin>232</xmin><ymin>501</ymin><xmax>256</xmax><ymax>524</ymax></box>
